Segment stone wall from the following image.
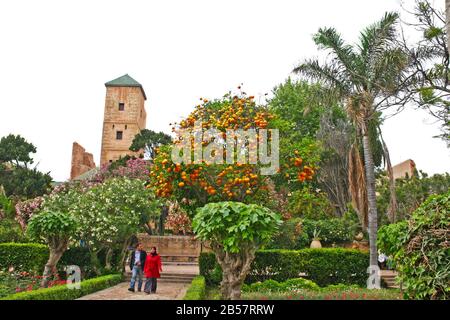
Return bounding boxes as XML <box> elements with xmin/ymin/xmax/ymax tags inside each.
<box><xmin>136</xmin><ymin>234</ymin><xmax>211</xmax><ymax>257</ymax></box>
<box><xmin>70</xmin><ymin>142</ymin><xmax>96</xmax><ymax>180</ymax></box>
<box><xmin>392</xmin><ymin>159</ymin><xmax>416</xmax><ymax>180</ymax></box>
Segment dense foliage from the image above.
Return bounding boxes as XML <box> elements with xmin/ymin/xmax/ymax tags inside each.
<box><xmin>0</xmin><ymin>134</ymin><xmax>52</xmax><ymax>199</ymax></box>
<box><xmin>267</xmin><ymin>217</ymin><xmax>357</xmax><ymax>250</ymax></box>
<box><xmin>200</xmin><ymin>248</ymin><xmax>369</xmax><ymax>287</ymax></box>
<box><xmin>129</xmin><ymin>129</ymin><xmax>172</xmax><ymax>159</ymax></box>
<box><xmin>194</xmin><ymin>201</ymin><xmax>282</xmax><ymax>299</ymax></box>
<box><xmin>194</xmin><ymin>202</ymin><xmax>282</xmax><ymax>253</ymax></box>
<box><xmin>377</xmin><ymin>171</ymin><xmax>450</xmax><ymax>222</ymax></box>
<box><xmin>378</xmin><ymin>192</ymin><xmax>450</xmax><ymax>300</ymax></box>
<box><xmin>71</xmin><ymin>177</ymin><xmax>161</xmax><ymax>272</ymax></box>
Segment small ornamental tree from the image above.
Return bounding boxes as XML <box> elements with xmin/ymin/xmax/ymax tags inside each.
<box><xmin>26</xmin><ymin>210</ymin><xmax>78</xmax><ymax>287</ymax></box>
<box><xmin>193</xmin><ymin>201</ymin><xmax>282</xmax><ymax>300</ymax></box>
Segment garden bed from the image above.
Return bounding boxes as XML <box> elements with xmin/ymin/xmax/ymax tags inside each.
<box><xmin>0</xmin><ymin>274</ymin><xmax>123</xmax><ymax>300</ymax></box>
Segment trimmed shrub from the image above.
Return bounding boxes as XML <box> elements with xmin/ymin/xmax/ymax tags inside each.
<box><xmin>0</xmin><ymin>243</ymin><xmax>48</xmax><ymax>273</ymax></box>
<box><xmin>183</xmin><ymin>276</ymin><xmax>206</xmax><ymax>300</ymax></box>
<box><xmin>283</xmin><ymin>278</ymin><xmax>320</xmax><ymax>291</ymax></box>
<box><xmin>242</xmin><ymin>278</ymin><xmax>320</xmax><ymax>293</ymax></box>
<box><xmin>200</xmin><ymin>248</ymin><xmax>368</xmax><ymax>287</ymax></box>
<box><xmin>0</xmin><ymin>243</ymin><xmax>102</xmax><ymax>279</ymax></box>
<box><xmin>0</xmin><ymin>274</ymin><xmax>123</xmax><ymax>300</ymax></box>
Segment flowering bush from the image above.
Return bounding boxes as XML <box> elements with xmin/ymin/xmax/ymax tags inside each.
<box><xmin>165</xmin><ymin>202</ymin><xmax>192</xmax><ymax>235</ymax></box>
<box><xmin>0</xmin><ymin>268</ymin><xmax>65</xmax><ymax>298</ymax></box>
<box><xmin>14</xmin><ymin>180</ymin><xmax>99</xmax><ymax>230</ymax></box>
<box><xmin>15</xmin><ymin>197</ymin><xmax>43</xmax><ymax>230</ymax></box>
<box><xmin>71</xmin><ymin>178</ymin><xmax>161</xmax><ymax>271</ymax></box>
<box><xmin>93</xmin><ymin>158</ymin><xmax>150</xmax><ymax>182</ymax></box>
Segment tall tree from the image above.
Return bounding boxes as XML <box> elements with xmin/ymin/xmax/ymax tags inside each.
<box><xmin>293</xmin><ymin>12</ymin><xmax>412</xmax><ymax>268</ymax></box>
<box><xmin>130</xmin><ymin>129</ymin><xmax>172</xmax><ymax>159</ymax></box>
<box><xmin>400</xmin><ymin>0</ymin><xmax>450</xmax><ymax>144</ymax></box>
<box><xmin>0</xmin><ymin>134</ymin><xmax>36</xmax><ymax>167</ymax></box>
<box><xmin>0</xmin><ymin>134</ymin><xmax>52</xmax><ymax>198</ymax></box>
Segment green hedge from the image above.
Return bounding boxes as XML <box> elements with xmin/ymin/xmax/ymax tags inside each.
<box><xmin>0</xmin><ymin>274</ymin><xmax>123</xmax><ymax>300</ymax></box>
<box><xmin>200</xmin><ymin>248</ymin><xmax>368</xmax><ymax>287</ymax></box>
<box><xmin>183</xmin><ymin>276</ymin><xmax>206</xmax><ymax>300</ymax></box>
<box><xmin>0</xmin><ymin>243</ymin><xmax>101</xmax><ymax>278</ymax></box>
<box><xmin>0</xmin><ymin>243</ymin><xmax>48</xmax><ymax>273</ymax></box>
<box><xmin>242</xmin><ymin>278</ymin><xmax>320</xmax><ymax>292</ymax></box>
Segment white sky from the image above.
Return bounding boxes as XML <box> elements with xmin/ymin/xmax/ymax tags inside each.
<box><xmin>0</xmin><ymin>0</ymin><xmax>449</xmax><ymax>181</ymax></box>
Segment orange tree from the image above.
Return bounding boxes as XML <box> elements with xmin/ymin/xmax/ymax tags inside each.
<box><xmin>149</xmin><ymin>90</ymin><xmax>320</xmax><ymax>214</ymax></box>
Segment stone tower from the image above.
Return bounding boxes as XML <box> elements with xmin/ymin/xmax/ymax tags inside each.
<box><xmin>100</xmin><ymin>74</ymin><xmax>147</xmax><ymax>166</ymax></box>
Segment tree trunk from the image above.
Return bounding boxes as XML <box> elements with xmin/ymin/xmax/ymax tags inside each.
<box><xmin>119</xmin><ymin>238</ymin><xmax>132</xmax><ymax>273</ymax></box>
<box><xmin>41</xmin><ymin>238</ymin><xmax>68</xmax><ymax>287</ymax></box>
<box><xmin>379</xmin><ymin>127</ymin><xmax>397</xmax><ymax>223</ymax></box>
<box><xmin>212</xmin><ymin>244</ymin><xmax>256</xmax><ymax>300</ymax></box>
<box><xmin>446</xmin><ymin>0</ymin><xmax>450</xmax><ymax>55</ymax></box>
<box><xmin>159</xmin><ymin>206</ymin><xmax>168</xmax><ymax>235</ymax></box>
<box><xmin>89</xmin><ymin>250</ymin><xmax>102</xmax><ymax>276</ymax></box>
<box><xmin>361</xmin><ymin>128</ymin><xmax>379</xmax><ymax>269</ymax></box>
<box><xmin>105</xmin><ymin>248</ymin><xmax>113</xmax><ymax>270</ymax></box>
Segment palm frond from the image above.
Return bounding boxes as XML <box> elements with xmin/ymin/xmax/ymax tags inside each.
<box><xmin>358</xmin><ymin>12</ymin><xmax>400</xmax><ymax>82</ymax></box>
<box><xmin>293</xmin><ymin>58</ymin><xmax>350</xmax><ymax>95</ymax></box>
<box><xmin>313</xmin><ymin>27</ymin><xmax>357</xmax><ymax>78</ymax></box>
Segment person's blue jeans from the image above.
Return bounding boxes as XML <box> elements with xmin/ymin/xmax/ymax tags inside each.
<box><xmin>130</xmin><ymin>265</ymin><xmax>143</xmax><ymax>291</ymax></box>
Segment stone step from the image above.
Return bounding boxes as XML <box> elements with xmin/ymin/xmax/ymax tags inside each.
<box><xmin>124</xmin><ymin>272</ymin><xmax>197</xmax><ymax>282</ymax></box>
<box><xmin>380</xmin><ymin>271</ymin><xmax>399</xmax><ymax>289</ymax></box>
<box><xmin>160</xmin><ymin>255</ymin><xmax>199</xmax><ymax>263</ymax></box>
<box><xmin>164</xmin><ymin>261</ymin><xmax>199</xmax><ymax>266</ymax></box>
<box><xmin>159</xmin><ymin>278</ymin><xmax>193</xmax><ymax>284</ymax></box>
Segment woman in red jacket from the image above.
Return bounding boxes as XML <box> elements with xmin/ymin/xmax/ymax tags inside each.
<box><xmin>143</xmin><ymin>246</ymin><xmax>162</xmax><ymax>294</ymax></box>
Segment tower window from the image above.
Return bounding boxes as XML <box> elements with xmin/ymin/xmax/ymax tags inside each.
<box><xmin>125</xmin><ymin>125</ymin><xmax>127</xmax><ymax>130</ymax></box>
<box><xmin>112</xmin><ymin>124</ymin><xmax>115</xmax><ymax>129</ymax></box>
<box><xmin>118</xmin><ymin>103</ymin><xmax>125</xmax><ymax>111</ymax></box>
<box><xmin>116</xmin><ymin>131</ymin><xmax>123</xmax><ymax>140</ymax></box>
<box><xmin>109</xmin><ymin>160</ymin><xmax>113</xmax><ymax>163</ymax></box>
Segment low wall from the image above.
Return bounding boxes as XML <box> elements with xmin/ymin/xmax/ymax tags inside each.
<box><xmin>137</xmin><ymin>234</ymin><xmax>211</xmax><ymax>257</ymax></box>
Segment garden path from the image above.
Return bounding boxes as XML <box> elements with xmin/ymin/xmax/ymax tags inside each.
<box><xmin>77</xmin><ymin>281</ymin><xmax>189</xmax><ymax>300</ymax></box>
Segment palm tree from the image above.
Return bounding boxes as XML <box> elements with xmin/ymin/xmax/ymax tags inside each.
<box><xmin>294</xmin><ymin>12</ymin><xmax>411</xmax><ymax>268</ymax></box>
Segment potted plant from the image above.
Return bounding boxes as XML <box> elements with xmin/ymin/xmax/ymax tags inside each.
<box><xmin>310</xmin><ymin>228</ymin><xmax>322</xmax><ymax>248</ymax></box>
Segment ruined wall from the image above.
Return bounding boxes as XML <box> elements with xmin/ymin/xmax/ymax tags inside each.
<box><xmin>392</xmin><ymin>159</ymin><xmax>416</xmax><ymax>180</ymax></box>
<box><xmin>70</xmin><ymin>142</ymin><xmax>96</xmax><ymax>180</ymax></box>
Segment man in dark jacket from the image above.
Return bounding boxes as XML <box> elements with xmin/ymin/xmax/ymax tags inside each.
<box><xmin>128</xmin><ymin>243</ymin><xmax>147</xmax><ymax>292</ymax></box>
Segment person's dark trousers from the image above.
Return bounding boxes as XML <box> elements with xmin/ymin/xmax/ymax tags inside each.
<box><xmin>144</xmin><ymin>278</ymin><xmax>157</xmax><ymax>293</ymax></box>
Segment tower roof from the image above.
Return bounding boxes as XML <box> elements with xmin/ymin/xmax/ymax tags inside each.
<box><xmin>105</xmin><ymin>74</ymin><xmax>147</xmax><ymax>100</ymax></box>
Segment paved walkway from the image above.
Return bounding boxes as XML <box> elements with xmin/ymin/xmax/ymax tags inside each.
<box><xmin>77</xmin><ymin>281</ymin><xmax>189</xmax><ymax>300</ymax></box>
